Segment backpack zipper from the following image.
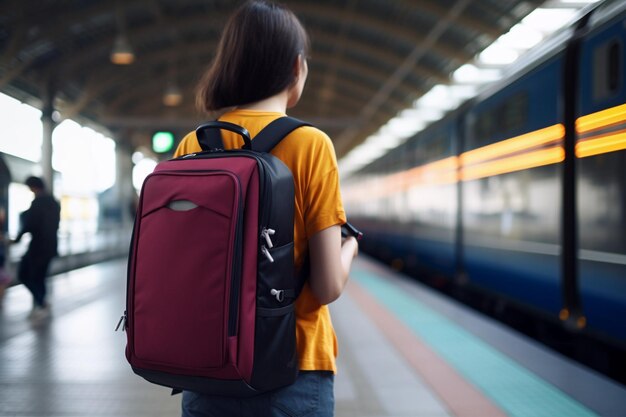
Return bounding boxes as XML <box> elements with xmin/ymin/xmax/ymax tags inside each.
<box><xmin>229</xmin><ymin>181</ymin><xmax>244</xmax><ymax>337</ymax></box>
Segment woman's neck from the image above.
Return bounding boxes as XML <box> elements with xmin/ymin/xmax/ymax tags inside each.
<box><xmin>237</xmin><ymin>90</ymin><xmax>289</xmax><ymax>113</ymax></box>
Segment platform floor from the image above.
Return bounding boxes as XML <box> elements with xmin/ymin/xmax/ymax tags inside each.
<box><xmin>1</xmin><ymin>256</ymin><xmax>625</xmax><ymax>417</ymax></box>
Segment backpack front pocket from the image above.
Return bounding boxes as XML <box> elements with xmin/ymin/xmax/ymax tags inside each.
<box><xmin>130</xmin><ymin>171</ymin><xmax>242</xmax><ymax>372</ymax></box>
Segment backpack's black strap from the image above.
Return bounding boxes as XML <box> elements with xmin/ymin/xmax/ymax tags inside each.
<box><xmin>254</xmin><ymin>117</ymin><xmax>312</xmax><ymax>296</ymax></box>
<box><xmin>196</xmin><ymin>117</ymin><xmax>308</xmax><ymax>152</ymax></box>
<box><xmin>196</xmin><ymin>116</ymin><xmax>312</xmax><ymax>299</ymax></box>
<box><xmin>252</xmin><ymin>117</ymin><xmax>311</xmax><ymax>153</ymax></box>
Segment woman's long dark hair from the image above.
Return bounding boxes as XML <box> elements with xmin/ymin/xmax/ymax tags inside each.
<box><xmin>197</xmin><ymin>0</ymin><xmax>310</xmax><ymax>112</ymax></box>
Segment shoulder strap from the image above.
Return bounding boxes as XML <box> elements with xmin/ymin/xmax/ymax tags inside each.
<box><xmin>252</xmin><ymin>117</ymin><xmax>311</xmax><ymax>153</ymax></box>
<box><xmin>197</xmin><ymin>117</ymin><xmax>310</xmax><ymax>152</ymax></box>
<box><xmin>254</xmin><ymin>117</ymin><xmax>312</xmax><ymax>297</ymax></box>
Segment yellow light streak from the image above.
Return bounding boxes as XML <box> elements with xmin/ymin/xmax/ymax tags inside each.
<box><xmin>345</xmin><ymin>108</ymin><xmax>626</xmax><ymax>202</ymax></box>
<box><xmin>401</xmin><ymin>156</ymin><xmax>459</xmax><ymax>186</ymax></box>
<box><xmin>461</xmin><ymin>146</ymin><xmax>564</xmax><ymax>181</ymax></box>
<box><xmin>461</xmin><ymin>124</ymin><xmax>564</xmax><ymax>166</ymax></box>
<box><xmin>576</xmin><ymin>103</ymin><xmax>626</xmax><ymax>134</ymax></box>
<box><xmin>576</xmin><ymin>130</ymin><xmax>626</xmax><ymax>158</ymax></box>
<box><xmin>370</xmin><ymin>157</ymin><xmax>459</xmax><ymax>199</ymax></box>
<box><xmin>342</xmin><ymin>156</ymin><xmax>459</xmax><ymax>203</ymax></box>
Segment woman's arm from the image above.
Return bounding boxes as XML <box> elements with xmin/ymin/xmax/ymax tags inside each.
<box><xmin>308</xmin><ymin>225</ymin><xmax>359</xmax><ymax>305</ymax></box>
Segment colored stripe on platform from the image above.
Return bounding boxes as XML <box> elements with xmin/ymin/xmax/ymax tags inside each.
<box><xmin>348</xmin><ymin>281</ymin><xmax>508</xmax><ymax>417</ymax></box>
<box><xmin>350</xmin><ymin>267</ymin><xmax>599</xmax><ymax>417</ymax></box>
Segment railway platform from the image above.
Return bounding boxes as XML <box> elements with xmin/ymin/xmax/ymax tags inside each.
<box><xmin>0</xmin><ymin>256</ymin><xmax>624</xmax><ymax>417</ymax></box>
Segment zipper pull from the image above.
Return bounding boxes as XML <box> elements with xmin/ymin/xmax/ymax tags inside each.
<box><xmin>115</xmin><ymin>312</ymin><xmax>127</xmax><ymax>332</ymax></box>
<box><xmin>261</xmin><ymin>228</ymin><xmax>275</xmax><ymax>249</ymax></box>
<box><xmin>261</xmin><ymin>245</ymin><xmax>274</xmax><ymax>263</ymax></box>
<box><xmin>271</xmin><ymin>289</ymin><xmax>285</xmax><ymax>302</ymax></box>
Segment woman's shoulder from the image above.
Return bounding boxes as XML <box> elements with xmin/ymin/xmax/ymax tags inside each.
<box><xmin>277</xmin><ymin>124</ymin><xmax>338</xmax><ymax>171</ymax></box>
<box><xmin>174</xmin><ymin>131</ymin><xmax>201</xmax><ymax>157</ymax></box>
<box><xmin>287</xmin><ymin>124</ymin><xmax>333</xmax><ymax>150</ymax></box>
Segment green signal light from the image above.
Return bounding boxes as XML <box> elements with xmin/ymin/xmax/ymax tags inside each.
<box><xmin>152</xmin><ymin>131</ymin><xmax>175</xmax><ymax>153</ymax></box>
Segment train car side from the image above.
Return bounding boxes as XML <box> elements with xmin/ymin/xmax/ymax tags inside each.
<box><xmin>343</xmin><ymin>0</ymin><xmax>626</xmax><ymax>383</ymax></box>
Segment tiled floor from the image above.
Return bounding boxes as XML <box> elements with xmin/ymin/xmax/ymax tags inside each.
<box><xmin>0</xmin><ymin>261</ymin><xmax>181</xmax><ymax>416</ymax></box>
<box><xmin>1</xmin><ymin>257</ymin><xmax>624</xmax><ymax>417</ymax></box>
<box><xmin>0</xmin><ymin>258</ymin><xmax>454</xmax><ymax>417</ymax></box>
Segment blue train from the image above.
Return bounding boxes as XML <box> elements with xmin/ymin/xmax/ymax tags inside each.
<box><xmin>343</xmin><ymin>0</ymin><xmax>626</xmax><ymax>382</ymax></box>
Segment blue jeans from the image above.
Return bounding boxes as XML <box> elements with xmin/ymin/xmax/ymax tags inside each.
<box><xmin>181</xmin><ymin>371</ymin><xmax>334</xmax><ymax>417</ymax></box>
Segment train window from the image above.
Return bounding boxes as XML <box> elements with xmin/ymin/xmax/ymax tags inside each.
<box><xmin>593</xmin><ymin>39</ymin><xmax>622</xmax><ymax>100</ymax></box>
<box><xmin>608</xmin><ymin>41</ymin><xmax>620</xmax><ymax>92</ymax></box>
<box><xmin>417</xmin><ymin>134</ymin><xmax>447</xmax><ymax>165</ymax></box>
<box><xmin>502</xmin><ymin>93</ymin><xmax>528</xmax><ymax>133</ymax></box>
<box><xmin>473</xmin><ymin>92</ymin><xmax>528</xmax><ymax>145</ymax></box>
<box><xmin>474</xmin><ymin>112</ymin><xmax>495</xmax><ymax>144</ymax></box>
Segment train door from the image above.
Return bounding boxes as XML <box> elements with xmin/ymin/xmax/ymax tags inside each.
<box><xmin>461</xmin><ymin>53</ymin><xmax>565</xmax><ymax>317</ymax></box>
<box><xmin>575</xmin><ymin>1</ymin><xmax>626</xmax><ymax>345</ymax></box>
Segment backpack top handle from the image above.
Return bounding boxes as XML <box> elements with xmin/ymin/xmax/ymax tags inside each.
<box><xmin>196</xmin><ymin>121</ymin><xmax>252</xmax><ymax>151</ymax></box>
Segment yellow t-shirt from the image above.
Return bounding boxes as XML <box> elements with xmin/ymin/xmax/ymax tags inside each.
<box><xmin>174</xmin><ymin>109</ymin><xmax>347</xmax><ymax>372</ymax></box>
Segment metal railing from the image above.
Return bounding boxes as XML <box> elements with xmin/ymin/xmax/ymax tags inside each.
<box><xmin>4</xmin><ymin>226</ymin><xmax>131</xmax><ymax>281</ymax></box>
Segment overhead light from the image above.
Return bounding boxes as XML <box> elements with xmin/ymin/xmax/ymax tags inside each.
<box><xmin>110</xmin><ymin>33</ymin><xmax>135</xmax><ymax>65</ymax></box>
<box><xmin>447</xmin><ymin>84</ymin><xmax>477</xmax><ymax>100</ymax></box>
<box><xmin>384</xmin><ymin>118</ymin><xmax>421</xmax><ymax>138</ymax></box>
<box><xmin>521</xmin><ymin>8</ymin><xmax>579</xmax><ymax>34</ymax></box>
<box><xmin>163</xmin><ymin>60</ymin><xmax>183</xmax><ymax>106</ymax></box>
<box><xmin>479</xmin><ymin>42</ymin><xmax>520</xmax><ymax>65</ymax></box>
<box><xmin>410</xmin><ymin>107</ymin><xmax>445</xmax><ymax>122</ymax></box>
<box><xmin>498</xmin><ymin>24</ymin><xmax>544</xmax><ymax>50</ymax></box>
<box><xmin>415</xmin><ymin>85</ymin><xmax>461</xmax><ymax>111</ymax></box>
<box><xmin>163</xmin><ymin>83</ymin><xmax>183</xmax><ymax>107</ymax></box>
<box><xmin>453</xmin><ymin>64</ymin><xmax>501</xmax><ymax>83</ymax></box>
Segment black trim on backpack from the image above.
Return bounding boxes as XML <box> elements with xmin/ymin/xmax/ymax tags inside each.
<box><xmin>196</xmin><ymin>116</ymin><xmax>311</xmax><ymax>153</ymax></box>
<box><xmin>251</xmin><ymin>117</ymin><xmax>310</xmax><ymax>152</ymax></box>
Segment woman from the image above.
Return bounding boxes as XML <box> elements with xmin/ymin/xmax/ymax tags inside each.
<box><xmin>174</xmin><ymin>1</ymin><xmax>358</xmax><ymax>416</ymax></box>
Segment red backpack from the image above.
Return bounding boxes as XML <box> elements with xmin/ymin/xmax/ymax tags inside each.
<box><xmin>119</xmin><ymin>117</ymin><xmax>310</xmax><ymax>396</ymax></box>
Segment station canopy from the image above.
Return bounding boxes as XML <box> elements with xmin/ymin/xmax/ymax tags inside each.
<box><xmin>0</xmin><ymin>0</ymin><xmax>550</xmax><ymax>157</ymax></box>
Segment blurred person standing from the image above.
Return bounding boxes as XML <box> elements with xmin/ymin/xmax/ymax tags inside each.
<box><xmin>12</xmin><ymin>176</ymin><xmax>60</xmax><ymax>320</ymax></box>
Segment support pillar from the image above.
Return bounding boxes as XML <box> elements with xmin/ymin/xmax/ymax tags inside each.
<box><xmin>115</xmin><ymin>135</ymin><xmax>136</xmax><ymax>227</ymax></box>
<box><xmin>40</xmin><ymin>80</ymin><xmax>57</xmax><ymax>193</ymax></box>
